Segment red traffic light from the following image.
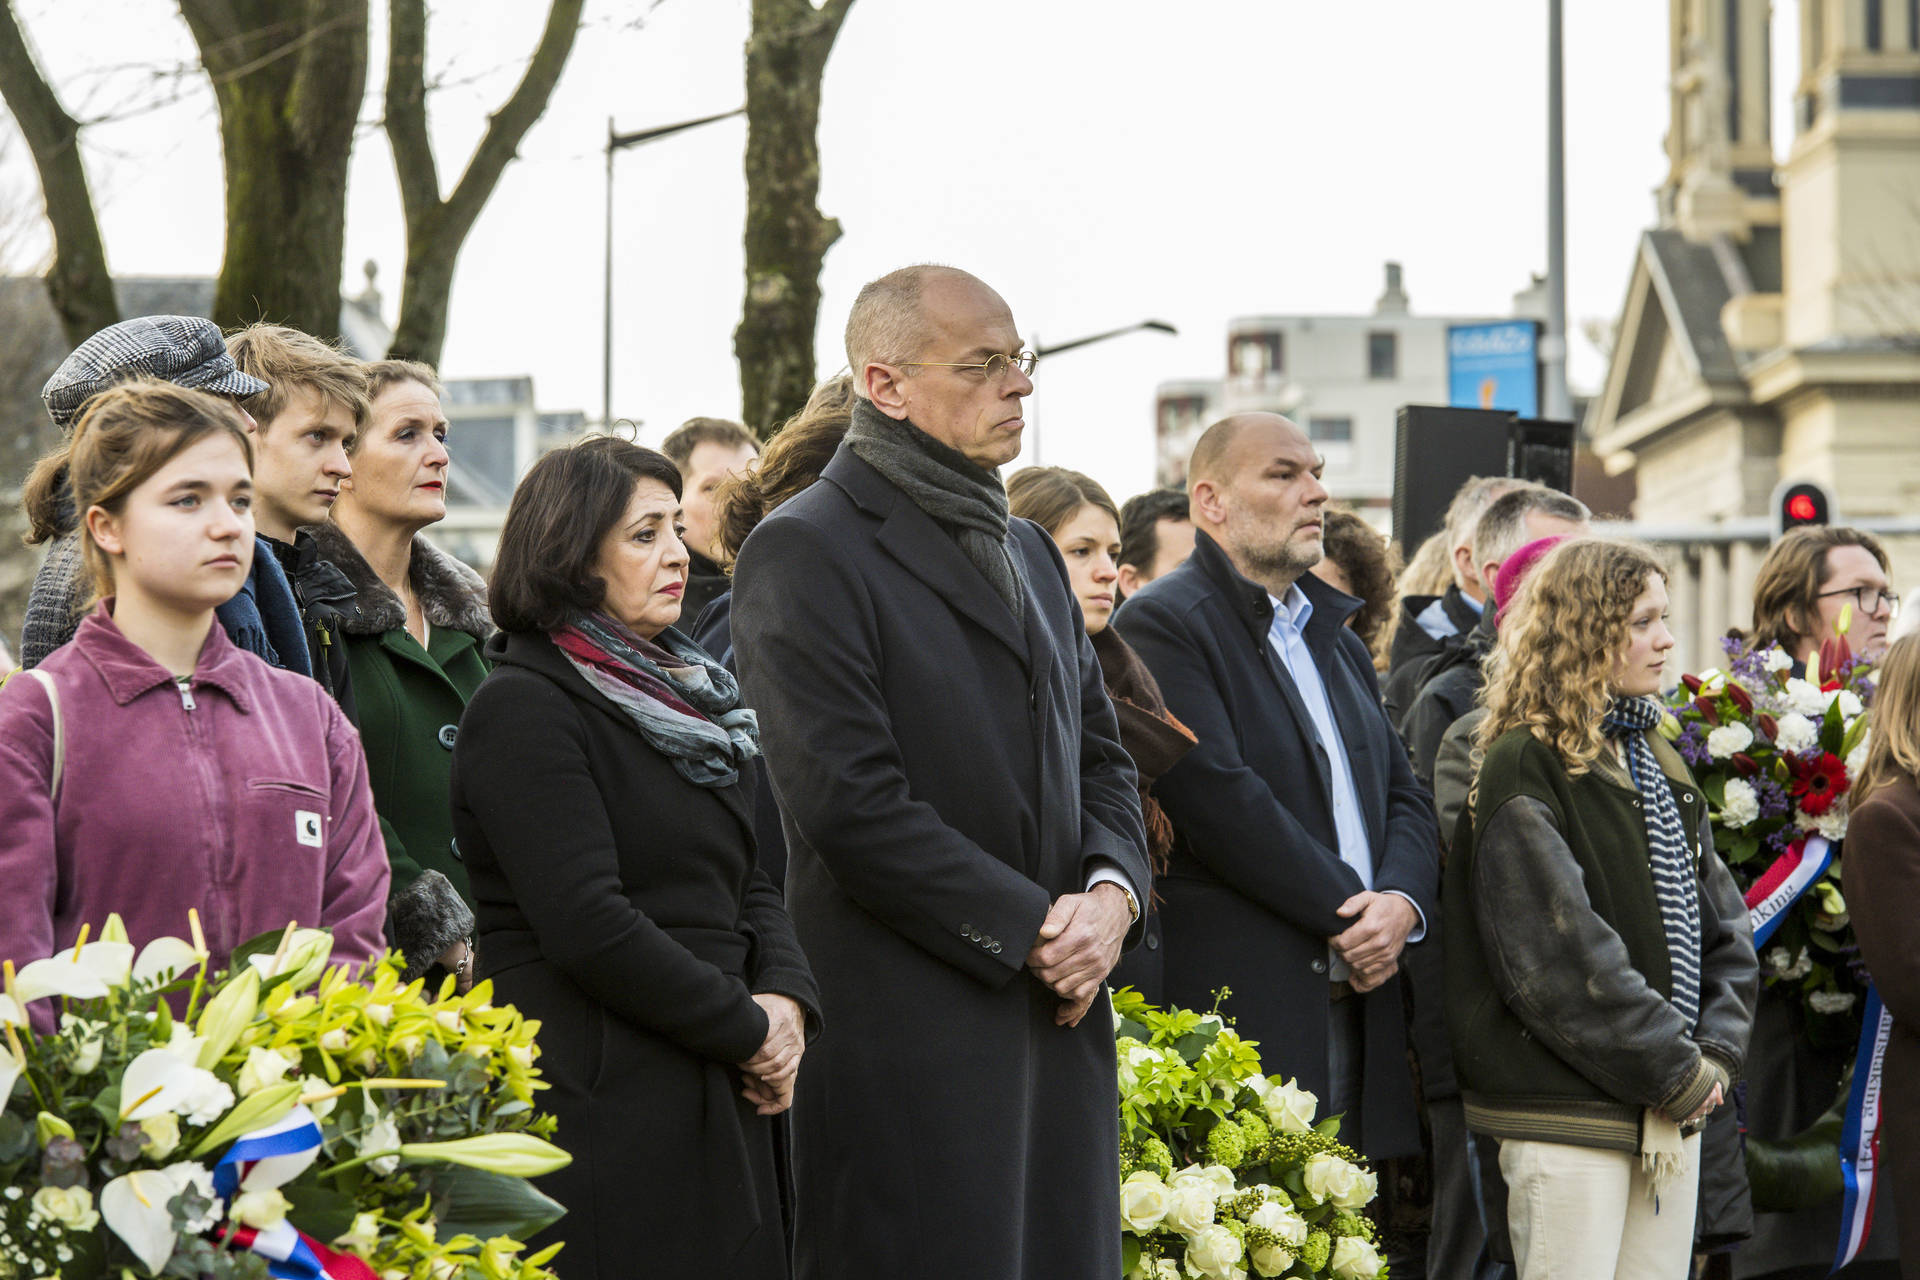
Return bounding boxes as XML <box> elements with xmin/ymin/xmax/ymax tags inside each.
<box><xmin>1773</xmin><ymin>480</ymin><xmax>1833</xmax><ymax>537</ymax></box>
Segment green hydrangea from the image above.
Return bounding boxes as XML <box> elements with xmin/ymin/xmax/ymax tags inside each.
<box><xmin>1299</xmin><ymin>1230</ymin><xmax>1332</xmax><ymax>1272</ymax></box>
<box><xmin>1330</xmin><ymin>1211</ymin><xmax>1375</xmax><ymax>1242</ymax></box>
<box><xmin>1138</xmin><ymin>1137</ymin><xmax>1174</xmax><ymax>1179</ymax></box>
<box><xmin>1234</xmin><ymin>1109</ymin><xmax>1271</xmax><ymax>1157</ymax></box>
<box><xmin>1206</xmin><ymin>1117</ymin><xmax>1248</xmax><ymax>1168</ymax></box>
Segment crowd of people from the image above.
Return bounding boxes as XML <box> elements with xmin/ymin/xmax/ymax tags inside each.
<box><xmin>0</xmin><ymin>264</ymin><xmax>1913</xmax><ymax>1280</ymax></box>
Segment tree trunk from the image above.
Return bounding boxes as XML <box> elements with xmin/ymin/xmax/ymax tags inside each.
<box><xmin>383</xmin><ymin>0</ymin><xmax>584</xmax><ymax>367</ymax></box>
<box><xmin>734</xmin><ymin>0</ymin><xmax>854</xmax><ymax>439</ymax></box>
<box><xmin>0</xmin><ymin>2</ymin><xmax>120</xmax><ymax>347</ymax></box>
<box><xmin>179</xmin><ymin>0</ymin><xmax>369</xmax><ymax>344</ymax></box>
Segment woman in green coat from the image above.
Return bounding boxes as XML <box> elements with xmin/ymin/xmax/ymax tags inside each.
<box><xmin>316</xmin><ymin>358</ymin><xmax>489</xmax><ymax>985</ymax></box>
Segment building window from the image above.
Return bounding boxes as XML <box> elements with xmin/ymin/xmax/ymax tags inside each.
<box><xmin>1367</xmin><ymin>331</ymin><xmax>1398</xmax><ymax>380</ymax></box>
<box><xmin>1229</xmin><ymin>332</ymin><xmax>1284</xmax><ymax>378</ymax></box>
<box><xmin>1309</xmin><ymin>416</ymin><xmax>1353</xmax><ymax>444</ymax></box>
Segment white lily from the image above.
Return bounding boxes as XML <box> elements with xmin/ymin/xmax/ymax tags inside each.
<box><xmin>133</xmin><ymin>937</ymin><xmax>207</xmax><ymax>986</ymax></box>
<box><xmin>100</xmin><ymin>1169</ymin><xmax>179</xmax><ymax>1276</ymax></box>
<box><xmin>0</xmin><ymin>993</ymin><xmax>25</xmax><ymax>1027</ymax></box>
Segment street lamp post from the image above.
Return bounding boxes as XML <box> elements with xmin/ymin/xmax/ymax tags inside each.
<box><xmin>1026</xmin><ymin>319</ymin><xmax>1178</xmax><ymax>465</ymax></box>
<box><xmin>602</xmin><ymin>107</ymin><xmax>745</xmax><ymax>429</ymax></box>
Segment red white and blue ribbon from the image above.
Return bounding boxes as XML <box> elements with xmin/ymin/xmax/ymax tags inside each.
<box><xmin>1832</xmin><ymin>986</ymin><xmax>1892</xmax><ymax>1274</ymax></box>
<box><xmin>1743</xmin><ymin>835</ymin><xmax>1834</xmax><ymax>947</ymax></box>
<box><xmin>211</xmin><ymin>1104</ymin><xmax>324</xmax><ymax>1200</ymax></box>
<box><xmin>227</xmin><ymin>1222</ymin><xmax>379</xmax><ymax>1280</ymax></box>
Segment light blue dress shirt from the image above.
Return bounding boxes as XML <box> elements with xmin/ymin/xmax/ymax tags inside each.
<box><xmin>1266</xmin><ymin>585</ymin><xmax>1425</xmax><ymax>979</ymax></box>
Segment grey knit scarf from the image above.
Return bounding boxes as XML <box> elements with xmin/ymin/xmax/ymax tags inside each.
<box><xmin>1604</xmin><ymin>694</ymin><xmax>1703</xmax><ymax>1031</ymax></box>
<box><xmin>845</xmin><ymin>399</ymin><xmax>1024</xmax><ymax>624</ymax></box>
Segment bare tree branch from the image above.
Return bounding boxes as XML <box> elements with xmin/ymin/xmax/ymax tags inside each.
<box><xmin>383</xmin><ymin>0</ymin><xmax>585</xmax><ymax>364</ymax></box>
<box><xmin>0</xmin><ymin>0</ymin><xmax>118</xmax><ymax>345</ymax></box>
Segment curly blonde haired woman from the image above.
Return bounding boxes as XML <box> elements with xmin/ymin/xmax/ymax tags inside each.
<box><xmin>1442</xmin><ymin>538</ymin><xmax>1757</xmax><ymax>1280</ymax></box>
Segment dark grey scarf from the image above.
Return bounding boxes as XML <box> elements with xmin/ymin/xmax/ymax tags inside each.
<box><xmin>845</xmin><ymin>399</ymin><xmax>1024</xmax><ymax>623</ymax></box>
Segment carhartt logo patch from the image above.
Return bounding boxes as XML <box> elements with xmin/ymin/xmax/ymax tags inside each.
<box><xmin>295</xmin><ymin>811</ymin><xmax>323</xmax><ymax>847</ymax></box>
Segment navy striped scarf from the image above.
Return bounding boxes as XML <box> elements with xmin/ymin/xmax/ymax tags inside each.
<box><xmin>1604</xmin><ymin>695</ymin><xmax>1702</xmax><ymax>1030</ymax></box>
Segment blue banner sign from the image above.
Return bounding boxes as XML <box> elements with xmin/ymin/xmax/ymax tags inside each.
<box><xmin>1448</xmin><ymin>321</ymin><xmax>1540</xmax><ymax>417</ymax></box>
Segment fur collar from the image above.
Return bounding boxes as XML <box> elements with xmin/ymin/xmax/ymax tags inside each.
<box><xmin>307</xmin><ymin>522</ymin><xmax>492</xmax><ymax>640</ymax></box>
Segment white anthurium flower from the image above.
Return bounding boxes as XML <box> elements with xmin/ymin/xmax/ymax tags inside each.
<box><xmin>13</xmin><ymin>944</ymin><xmax>129</xmax><ymax>1003</ymax></box>
<box><xmin>119</xmin><ymin>1047</ymin><xmax>229</xmax><ymax>1123</ymax></box>
<box><xmin>101</xmin><ymin>1170</ymin><xmax>181</xmax><ymax>1276</ymax></box>
<box><xmin>133</xmin><ymin>937</ymin><xmax>207</xmax><ymax>987</ymax></box>
<box><xmin>0</xmin><ymin>1045</ymin><xmax>22</xmax><ymax>1110</ymax></box>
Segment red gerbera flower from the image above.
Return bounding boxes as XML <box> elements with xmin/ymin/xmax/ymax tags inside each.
<box><xmin>1789</xmin><ymin>752</ymin><xmax>1851</xmax><ymax>817</ymax></box>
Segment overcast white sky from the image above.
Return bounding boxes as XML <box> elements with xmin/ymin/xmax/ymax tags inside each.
<box><xmin>2</xmin><ymin>0</ymin><xmax>1801</xmax><ymax>500</ymax></box>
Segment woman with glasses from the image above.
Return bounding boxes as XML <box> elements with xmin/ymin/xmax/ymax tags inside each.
<box><xmin>1728</xmin><ymin>526</ymin><xmax>1905</xmax><ymax>1280</ymax></box>
<box><xmin>1743</xmin><ymin>526</ymin><xmax>1898</xmax><ymax>672</ymax></box>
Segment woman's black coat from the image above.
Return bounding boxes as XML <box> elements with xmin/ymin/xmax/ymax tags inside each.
<box><xmin>1115</xmin><ymin>530</ymin><xmax>1439</xmax><ymax>1158</ymax></box>
<box><xmin>450</xmin><ymin>630</ymin><xmax>821</xmax><ymax>1279</ymax></box>
<box><xmin>729</xmin><ymin>445</ymin><xmax>1151</xmax><ymax>1280</ymax></box>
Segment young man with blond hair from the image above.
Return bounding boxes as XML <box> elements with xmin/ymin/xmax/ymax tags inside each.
<box><xmin>225</xmin><ymin>322</ymin><xmax>372</xmax><ymax>715</ymax></box>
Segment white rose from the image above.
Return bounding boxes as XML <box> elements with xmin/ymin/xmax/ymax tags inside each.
<box><xmin>1170</xmin><ymin>1163</ymin><xmax>1238</xmax><ymax>1202</ymax></box>
<box><xmin>1765</xmin><ymin>647</ymin><xmax>1794</xmax><ymax>672</ymax></box>
<box><xmin>1706</xmin><ymin>723</ymin><xmax>1754</xmax><ymax>760</ymax></box>
<box><xmin>1243</xmin><ymin>1074</ymin><xmax>1273</xmax><ymax>1104</ymax></box>
<box><xmin>1248</xmin><ymin>1200</ymin><xmax>1309</xmax><ymax>1247</ymax></box>
<box><xmin>138</xmin><ymin>1112</ymin><xmax>181</xmax><ymax>1160</ymax></box>
<box><xmin>30</xmin><ymin>1185</ymin><xmax>99</xmax><ymax>1231</ymax></box>
<box><xmin>1773</xmin><ymin>713</ymin><xmax>1818</xmax><ymax>754</ymax></box>
<box><xmin>1161</xmin><ymin>1180</ymin><xmax>1216</xmax><ymax>1235</ymax></box>
<box><xmin>1120</xmin><ymin>1172</ymin><xmax>1171</xmax><ymax>1233</ymax></box>
<box><xmin>1720</xmin><ymin>777</ymin><xmax>1760</xmax><ymax>828</ymax></box>
<box><xmin>1155</xmin><ymin>1262</ymin><xmax>1183</xmax><ymax>1280</ymax></box>
<box><xmin>1261</xmin><ymin>1077</ymin><xmax>1317</xmax><ymax>1135</ymax></box>
<box><xmin>1182</xmin><ymin>1223</ymin><xmax>1245</xmax><ymax>1280</ymax></box>
<box><xmin>1340</xmin><ymin>1165</ymin><xmax>1379</xmax><ymax>1209</ymax></box>
<box><xmin>237</xmin><ymin>1046</ymin><xmax>297</xmax><ymax>1097</ymax></box>
<box><xmin>231</xmin><ymin>1188</ymin><xmax>291</xmax><ymax>1231</ymax></box>
<box><xmin>1303</xmin><ymin>1152</ymin><xmax>1364</xmax><ymax>1207</ymax></box>
<box><xmin>1250</xmin><ymin>1242</ymin><xmax>1295</xmax><ymax>1278</ymax></box>
<box><xmin>1330</xmin><ymin>1233</ymin><xmax>1386</xmax><ymax>1280</ymax></box>
<box><xmin>1783</xmin><ymin>679</ymin><xmax>1827</xmax><ymax>718</ymax></box>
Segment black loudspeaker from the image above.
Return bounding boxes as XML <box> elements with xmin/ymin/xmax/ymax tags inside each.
<box><xmin>1392</xmin><ymin>405</ymin><xmax>1575</xmax><ymax>550</ymax></box>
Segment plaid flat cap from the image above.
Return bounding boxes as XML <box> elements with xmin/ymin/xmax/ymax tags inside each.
<box><xmin>43</xmin><ymin>314</ymin><xmax>270</xmax><ymax>429</ymax></box>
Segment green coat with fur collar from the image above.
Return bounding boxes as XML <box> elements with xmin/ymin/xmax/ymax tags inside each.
<box><xmin>309</xmin><ymin>524</ymin><xmax>491</xmax><ymax>977</ymax></box>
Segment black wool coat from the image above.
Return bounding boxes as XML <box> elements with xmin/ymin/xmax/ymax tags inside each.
<box><xmin>450</xmin><ymin>631</ymin><xmax>821</xmax><ymax>1280</ymax></box>
<box><xmin>1115</xmin><ymin>531</ymin><xmax>1439</xmax><ymax>1158</ymax></box>
<box><xmin>729</xmin><ymin>444</ymin><xmax>1151</xmax><ymax>1280</ymax></box>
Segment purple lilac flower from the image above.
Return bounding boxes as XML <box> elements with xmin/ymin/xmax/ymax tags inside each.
<box><xmin>1723</xmin><ymin>638</ymin><xmax>1773</xmax><ymax>686</ymax></box>
<box><xmin>1756</xmin><ymin>778</ymin><xmax>1792</xmax><ymax>821</ymax></box>
<box><xmin>1856</xmin><ymin>675</ymin><xmax>1877</xmax><ymax>708</ymax></box>
<box><xmin>1676</xmin><ymin>722</ymin><xmax>1710</xmax><ymax>766</ymax></box>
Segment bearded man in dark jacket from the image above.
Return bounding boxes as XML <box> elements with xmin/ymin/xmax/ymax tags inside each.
<box><xmin>1117</xmin><ymin>413</ymin><xmax>1438</xmax><ymax>1163</ymax></box>
<box><xmin>730</xmin><ymin>265</ymin><xmax>1150</xmax><ymax>1280</ymax></box>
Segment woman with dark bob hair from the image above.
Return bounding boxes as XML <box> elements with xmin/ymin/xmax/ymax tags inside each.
<box><xmin>449</xmin><ymin>436</ymin><xmax>820</xmax><ymax>1277</ymax></box>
